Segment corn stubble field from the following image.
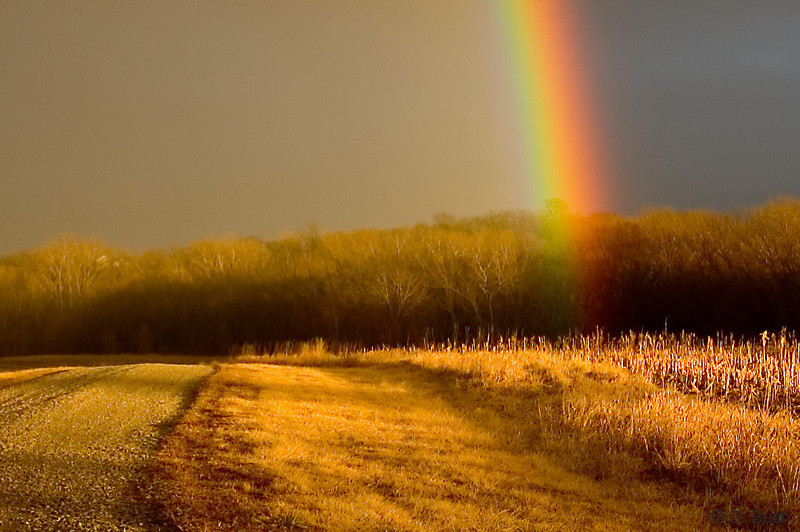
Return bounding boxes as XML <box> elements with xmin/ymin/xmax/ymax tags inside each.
<box><xmin>133</xmin><ymin>333</ymin><xmax>798</xmax><ymax>530</ymax></box>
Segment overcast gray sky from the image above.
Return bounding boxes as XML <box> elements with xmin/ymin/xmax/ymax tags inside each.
<box><xmin>3</xmin><ymin>1</ymin><xmax>800</xmax><ymax>254</ymax></box>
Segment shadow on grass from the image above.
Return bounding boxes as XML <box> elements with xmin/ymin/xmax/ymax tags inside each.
<box><xmin>154</xmin><ymin>358</ymin><xmax>752</xmax><ymax>529</ymax></box>
<box><xmin>302</xmin><ymin>361</ymin><xmax>727</xmax><ymax>530</ymax></box>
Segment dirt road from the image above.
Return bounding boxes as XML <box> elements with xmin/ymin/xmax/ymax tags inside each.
<box><xmin>0</xmin><ymin>363</ymin><xmax>211</xmax><ymax>531</ymax></box>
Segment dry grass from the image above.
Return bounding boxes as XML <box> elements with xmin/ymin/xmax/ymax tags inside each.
<box><xmin>570</xmin><ymin>331</ymin><xmax>800</xmax><ymax>413</ymax></box>
<box><xmin>563</xmin><ymin>381</ymin><xmax>800</xmax><ymax>509</ymax></box>
<box><xmin>155</xmin><ymin>352</ymin><xmax>716</xmax><ymax>530</ymax></box>
<box><xmin>398</xmin><ymin>342</ymin><xmax>800</xmax><ymax>514</ymax></box>
<box><xmin>153</xmin><ymin>335</ymin><xmax>800</xmax><ymax>529</ymax></box>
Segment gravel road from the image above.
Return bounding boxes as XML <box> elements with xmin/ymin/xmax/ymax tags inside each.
<box><xmin>0</xmin><ymin>363</ymin><xmax>211</xmax><ymax>531</ymax></box>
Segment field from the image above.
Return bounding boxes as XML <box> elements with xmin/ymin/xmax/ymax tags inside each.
<box><xmin>2</xmin><ymin>336</ymin><xmax>798</xmax><ymax>530</ymax></box>
<box><xmin>153</xmin><ymin>336</ymin><xmax>798</xmax><ymax>530</ymax></box>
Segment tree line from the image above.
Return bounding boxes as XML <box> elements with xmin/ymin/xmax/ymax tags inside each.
<box><xmin>2</xmin><ymin>197</ymin><xmax>800</xmax><ymax>356</ymax></box>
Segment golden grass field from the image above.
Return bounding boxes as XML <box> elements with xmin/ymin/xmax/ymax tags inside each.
<box><xmin>151</xmin><ymin>338</ymin><xmax>800</xmax><ymax>531</ymax></box>
<box><xmin>2</xmin><ymin>337</ymin><xmax>798</xmax><ymax>530</ymax></box>
<box><xmin>154</xmin><ymin>362</ymin><xmax>708</xmax><ymax>531</ymax></box>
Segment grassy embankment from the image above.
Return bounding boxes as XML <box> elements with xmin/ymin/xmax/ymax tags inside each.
<box><xmin>152</xmin><ymin>337</ymin><xmax>800</xmax><ymax>531</ymax></box>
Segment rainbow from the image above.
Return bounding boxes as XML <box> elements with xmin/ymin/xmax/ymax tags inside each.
<box><xmin>492</xmin><ymin>0</ymin><xmax>607</xmax><ymax>216</ymax></box>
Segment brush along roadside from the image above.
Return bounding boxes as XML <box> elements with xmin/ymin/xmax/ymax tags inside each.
<box><xmin>152</xmin><ymin>349</ymin><xmax>721</xmax><ymax>531</ymax></box>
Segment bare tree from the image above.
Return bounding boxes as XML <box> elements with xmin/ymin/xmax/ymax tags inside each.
<box><xmin>38</xmin><ymin>237</ymin><xmax>117</xmax><ymax>307</ymax></box>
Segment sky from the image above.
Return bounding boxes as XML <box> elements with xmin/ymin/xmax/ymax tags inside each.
<box><xmin>3</xmin><ymin>1</ymin><xmax>800</xmax><ymax>254</ymax></box>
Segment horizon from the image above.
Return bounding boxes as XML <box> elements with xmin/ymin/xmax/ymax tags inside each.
<box><xmin>5</xmin><ymin>194</ymin><xmax>799</xmax><ymax>256</ymax></box>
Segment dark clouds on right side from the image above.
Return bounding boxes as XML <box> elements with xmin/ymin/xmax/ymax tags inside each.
<box><xmin>579</xmin><ymin>0</ymin><xmax>800</xmax><ymax>213</ymax></box>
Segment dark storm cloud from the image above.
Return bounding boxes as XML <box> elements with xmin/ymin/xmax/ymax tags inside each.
<box><xmin>581</xmin><ymin>0</ymin><xmax>800</xmax><ymax>212</ymax></box>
